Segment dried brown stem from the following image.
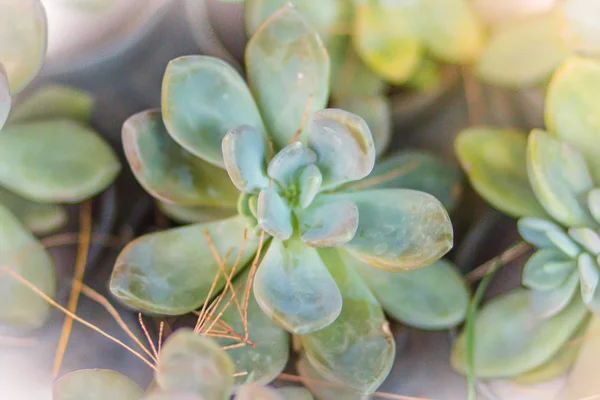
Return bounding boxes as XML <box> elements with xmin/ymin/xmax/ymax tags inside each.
<box><xmin>466</xmin><ymin>241</ymin><xmax>531</xmax><ymax>282</ymax></box>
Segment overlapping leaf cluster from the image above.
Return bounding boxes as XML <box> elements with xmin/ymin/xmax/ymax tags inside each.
<box><xmin>453</xmin><ymin>56</ymin><xmax>600</xmax><ymax>381</ymax></box>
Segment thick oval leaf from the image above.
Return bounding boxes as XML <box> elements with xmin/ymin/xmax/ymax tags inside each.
<box><xmin>297</xmin><ymin>164</ymin><xmax>322</xmax><ymax>209</ymax></box>
<box><xmin>475</xmin><ymin>14</ymin><xmax>569</xmax><ymax>87</ymax></box>
<box><xmin>301</xmin><ymin>248</ymin><xmax>395</xmax><ymax>394</ymax></box>
<box><xmin>522</xmin><ymin>248</ymin><xmax>574</xmax><ymax>291</ymax></box>
<box><xmin>298</xmin><ymin>197</ymin><xmax>358</xmax><ymax>248</ymax></box>
<box><xmin>274</xmin><ymin>387</ymin><xmax>313</xmax><ymax>400</ymax></box>
<box><xmin>296</xmin><ymin>353</ymin><xmax>369</xmax><ymax>400</ymax></box>
<box><xmin>123</xmin><ymin>110</ymin><xmax>238</xmax><ymax>207</ymax></box>
<box><xmin>321</xmin><ymin>189</ymin><xmax>452</xmax><ymax>271</ymax></box>
<box><xmin>455</xmin><ymin>127</ymin><xmax>547</xmax><ymax>218</ymax></box>
<box><xmin>110</xmin><ymin>216</ymin><xmax>261</xmax><ymax>315</ymax></box>
<box><xmin>347</xmin><ymin>151</ymin><xmax>463</xmax><ymax>213</ymax></box>
<box><xmin>529</xmin><ymin>270</ymin><xmax>580</xmax><ymax>318</ymax></box>
<box><xmin>416</xmin><ymin>0</ymin><xmax>484</xmax><ymax>63</ymax></box>
<box><xmin>0</xmin><ymin>65</ymin><xmax>10</xmax><ymax>130</ymax></box>
<box><xmin>246</xmin><ymin>3</ymin><xmax>330</xmax><ymax>150</ymax></box>
<box><xmin>212</xmin><ymin>269</ymin><xmax>289</xmax><ymax>387</ymax></box>
<box><xmin>353</xmin><ymin>0</ymin><xmax>422</xmax><ymax>84</ymax></box>
<box><xmin>569</xmin><ymin>227</ymin><xmax>600</xmax><ymax>254</ymax></box>
<box><xmin>0</xmin><ymin>0</ymin><xmax>47</xmax><ymax>93</ymax></box>
<box><xmin>308</xmin><ymin>109</ymin><xmax>375</xmax><ymax>189</ymax></box>
<box><xmin>527</xmin><ymin>129</ymin><xmax>595</xmax><ymax>227</ymax></box>
<box><xmin>590</xmin><ymin>188</ymin><xmax>600</xmax><ymax>224</ymax></box>
<box><xmin>8</xmin><ymin>85</ymin><xmax>94</xmax><ymax>124</ymax></box>
<box><xmin>157</xmin><ymin>201</ymin><xmax>236</xmax><ymax>225</ymax></box>
<box><xmin>245</xmin><ymin>0</ymin><xmax>348</xmax><ymax>44</ymax></box>
<box><xmin>222</xmin><ymin>124</ymin><xmax>270</xmax><ymax>194</ymax></box>
<box><xmin>349</xmin><ymin>255</ymin><xmax>469</xmax><ymax>329</ymax></box>
<box><xmin>330</xmin><ymin>43</ymin><xmax>387</xmax><ymax>100</ymax></box>
<box><xmin>156</xmin><ymin>329</ymin><xmax>234</xmax><ymax>399</ymax></box>
<box><xmin>267</xmin><ymin>141</ymin><xmax>316</xmax><ymax>187</ymax></box>
<box><xmin>0</xmin><ymin>120</ymin><xmax>120</xmax><ymax>203</ymax></box>
<box><xmin>332</xmin><ymin>96</ymin><xmax>391</xmax><ymax>157</ymax></box>
<box><xmin>162</xmin><ymin>56</ymin><xmax>266</xmax><ymax>167</ymax></box>
<box><xmin>256</xmin><ymin>188</ymin><xmax>293</xmax><ymax>240</ymax></box>
<box><xmin>558</xmin><ymin>0</ymin><xmax>600</xmax><ymax>56</ymax></box>
<box><xmin>253</xmin><ymin>238</ymin><xmax>342</xmax><ymax>334</ymax></box>
<box><xmin>0</xmin><ymin>186</ymin><xmax>66</xmax><ymax>235</ymax></box>
<box><xmin>578</xmin><ymin>253</ymin><xmax>600</xmax><ymax>312</ymax></box>
<box><xmin>0</xmin><ymin>204</ymin><xmax>55</xmax><ymax>329</ymax></box>
<box><xmin>518</xmin><ymin>217</ymin><xmax>566</xmax><ymax>248</ymax></box>
<box><xmin>545</xmin><ymin>57</ymin><xmax>600</xmax><ymax>184</ymax></box>
<box><xmin>236</xmin><ymin>385</ymin><xmax>283</xmax><ymax>400</ymax></box>
<box><xmin>53</xmin><ymin>369</ymin><xmax>144</xmax><ymax>400</ymax></box>
<box><xmin>451</xmin><ymin>289</ymin><xmax>589</xmax><ymax>378</ymax></box>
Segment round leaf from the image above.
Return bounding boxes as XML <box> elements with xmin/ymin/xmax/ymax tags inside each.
<box><xmin>53</xmin><ymin>369</ymin><xmax>144</xmax><ymax>400</ymax></box>
<box><xmin>157</xmin><ymin>201</ymin><xmax>235</xmax><ymax>225</ymax></box>
<box><xmin>0</xmin><ymin>204</ymin><xmax>55</xmax><ymax>329</ymax></box>
<box><xmin>256</xmin><ymin>188</ymin><xmax>293</xmax><ymax>240</ymax></box>
<box><xmin>156</xmin><ymin>329</ymin><xmax>234</xmax><ymax>399</ymax></box>
<box><xmin>475</xmin><ymin>14</ymin><xmax>569</xmax><ymax>87</ymax></box>
<box><xmin>529</xmin><ymin>270</ymin><xmax>580</xmax><ymax>318</ymax></box>
<box><xmin>123</xmin><ymin>110</ymin><xmax>238</xmax><ymax>207</ymax></box>
<box><xmin>246</xmin><ymin>3</ymin><xmax>330</xmax><ymax>150</ymax></box>
<box><xmin>253</xmin><ymin>238</ymin><xmax>342</xmax><ymax>334</ymax></box>
<box><xmin>162</xmin><ymin>56</ymin><xmax>266</xmax><ymax>167</ymax></box>
<box><xmin>545</xmin><ymin>56</ymin><xmax>600</xmax><ymax>184</ymax></box>
<box><xmin>0</xmin><ymin>120</ymin><xmax>120</xmax><ymax>203</ymax></box>
<box><xmin>110</xmin><ymin>216</ymin><xmax>261</xmax><ymax>315</ymax></box>
<box><xmin>0</xmin><ymin>186</ymin><xmax>66</xmax><ymax>235</ymax></box>
<box><xmin>0</xmin><ymin>0</ymin><xmax>47</xmax><ymax>93</ymax></box>
<box><xmin>349</xmin><ymin>255</ymin><xmax>469</xmax><ymax>329</ymax></box>
<box><xmin>301</xmin><ymin>248</ymin><xmax>395</xmax><ymax>395</ymax></box>
<box><xmin>327</xmin><ymin>189</ymin><xmax>452</xmax><ymax>271</ymax></box>
<box><xmin>451</xmin><ymin>289</ymin><xmax>589</xmax><ymax>378</ymax></box>
<box><xmin>527</xmin><ymin>129</ymin><xmax>595</xmax><ymax>227</ymax></box>
<box><xmin>522</xmin><ymin>248</ymin><xmax>574</xmax><ymax>291</ymax></box>
<box><xmin>455</xmin><ymin>127</ymin><xmax>548</xmax><ymax>218</ymax></box>
<box><xmin>298</xmin><ymin>197</ymin><xmax>359</xmax><ymax>248</ymax></box>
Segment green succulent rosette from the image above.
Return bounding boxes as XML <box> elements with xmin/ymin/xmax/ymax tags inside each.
<box><xmin>453</xmin><ymin>56</ymin><xmax>600</xmax><ymax>380</ymax></box>
<box><xmin>112</xmin><ymin>4</ymin><xmax>466</xmax><ymax>394</ymax></box>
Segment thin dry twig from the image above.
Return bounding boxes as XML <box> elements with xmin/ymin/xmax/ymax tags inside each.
<box><xmin>242</xmin><ymin>231</ymin><xmax>266</xmax><ymax>340</ymax></box>
<box><xmin>289</xmin><ymin>94</ymin><xmax>313</xmax><ymax>144</ymax></box>
<box><xmin>139</xmin><ymin>313</ymin><xmax>159</xmax><ymax>360</ymax></box>
<box><xmin>52</xmin><ymin>201</ymin><xmax>92</xmax><ymax>377</ymax></box>
<box><xmin>466</xmin><ymin>241</ymin><xmax>531</xmax><ymax>282</ymax></box>
<box><xmin>346</xmin><ymin>161</ymin><xmax>420</xmax><ymax>191</ymax></box>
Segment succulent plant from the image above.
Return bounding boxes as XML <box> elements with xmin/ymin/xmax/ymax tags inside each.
<box><xmin>452</xmin><ymin>56</ymin><xmax>600</xmax><ymax>380</ymax></box>
<box><xmin>111</xmin><ymin>3</ymin><xmax>467</xmax><ymax>395</ymax></box>
<box><xmin>0</xmin><ymin>0</ymin><xmax>121</xmax><ymax>332</ymax></box>
<box><xmin>53</xmin><ymin>328</ymin><xmax>314</xmax><ymax>400</ymax></box>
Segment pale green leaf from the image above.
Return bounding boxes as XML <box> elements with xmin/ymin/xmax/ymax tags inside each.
<box><xmin>0</xmin><ymin>186</ymin><xmax>67</xmax><ymax>235</ymax></box>
<box><xmin>53</xmin><ymin>369</ymin><xmax>144</xmax><ymax>400</ymax></box>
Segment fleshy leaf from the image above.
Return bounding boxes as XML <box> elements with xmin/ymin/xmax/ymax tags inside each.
<box><xmin>8</xmin><ymin>85</ymin><xmax>94</xmax><ymax>123</ymax></box>
<box><xmin>301</xmin><ymin>248</ymin><xmax>395</xmax><ymax>394</ymax></box>
<box><xmin>222</xmin><ymin>124</ymin><xmax>270</xmax><ymax>193</ymax></box>
<box><xmin>332</xmin><ymin>96</ymin><xmax>391</xmax><ymax>157</ymax></box>
<box><xmin>527</xmin><ymin>129</ymin><xmax>595</xmax><ymax>227</ymax></box>
<box><xmin>590</xmin><ymin>188</ymin><xmax>600</xmax><ymax>224</ymax></box>
<box><xmin>257</xmin><ymin>188</ymin><xmax>293</xmax><ymax>240</ymax></box>
<box><xmin>569</xmin><ymin>228</ymin><xmax>600</xmax><ymax>254</ymax></box>
<box><xmin>0</xmin><ymin>204</ymin><xmax>55</xmax><ymax>329</ymax></box>
<box><xmin>353</xmin><ymin>0</ymin><xmax>422</xmax><ymax>84</ymax></box>
<box><xmin>416</xmin><ymin>0</ymin><xmax>484</xmax><ymax>63</ymax></box>
<box><xmin>0</xmin><ymin>0</ymin><xmax>47</xmax><ymax>93</ymax></box>
<box><xmin>517</xmin><ymin>218</ymin><xmax>565</xmax><ymax>248</ymax></box>
<box><xmin>235</xmin><ymin>385</ymin><xmax>283</xmax><ymax>400</ymax></box>
<box><xmin>547</xmin><ymin>229</ymin><xmax>582</xmax><ymax>258</ymax></box>
<box><xmin>330</xmin><ymin>43</ymin><xmax>387</xmax><ymax>99</ymax></box>
<box><xmin>324</xmin><ymin>189</ymin><xmax>452</xmax><ymax>271</ymax></box>
<box><xmin>0</xmin><ymin>120</ymin><xmax>120</xmax><ymax>203</ymax></box>
<box><xmin>0</xmin><ymin>65</ymin><xmax>10</xmax><ymax>130</ymax></box>
<box><xmin>349</xmin><ymin>255</ymin><xmax>469</xmax><ymax>329</ymax></box>
<box><xmin>162</xmin><ymin>56</ymin><xmax>266</xmax><ymax>167</ymax></box>
<box><xmin>475</xmin><ymin>14</ymin><xmax>569</xmax><ymax>87</ymax></box>
<box><xmin>274</xmin><ymin>387</ymin><xmax>313</xmax><ymax>400</ymax></box>
<box><xmin>529</xmin><ymin>270</ymin><xmax>580</xmax><ymax>318</ymax></box>
<box><xmin>213</xmin><ymin>269</ymin><xmax>289</xmax><ymax>387</ymax></box>
<box><xmin>545</xmin><ymin>57</ymin><xmax>600</xmax><ymax>183</ymax></box>
<box><xmin>123</xmin><ymin>110</ymin><xmax>238</xmax><ymax>207</ymax></box>
<box><xmin>267</xmin><ymin>141</ymin><xmax>317</xmax><ymax>187</ymax></box>
<box><xmin>348</xmin><ymin>151</ymin><xmax>464</xmax><ymax>213</ymax></box>
<box><xmin>298</xmin><ymin>164</ymin><xmax>322</xmax><ymax>209</ymax></box>
<box><xmin>246</xmin><ymin>3</ymin><xmax>330</xmax><ymax>149</ymax></box>
<box><xmin>308</xmin><ymin>109</ymin><xmax>375</xmax><ymax>189</ymax></box>
<box><xmin>455</xmin><ymin>127</ymin><xmax>547</xmax><ymax>218</ymax></box>
<box><xmin>157</xmin><ymin>201</ymin><xmax>235</xmax><ymax>225</ymax></box>
<box><xmin>578</xmin><ymin>253</ymin><xmax>600</xmax><ymax>312</ymax></box>
<box><xmin>156</xmin><ymin>329</ymin><xmax>234</xmax><ymax>399</ymax></box>
<box><xmin>451</xmin><ymin>289</ymin><xmax>589</xmax><ymax>378</ymax></box>
<box><xmin>522</xmin><ymin>248</ymin><xmax>574</xmax><ymax>291</ymax></box>
<box><xmin>298</xmin><ymin>197</ymin><xmax>358</xmax><ymax>248</ymax></box>
<box><xmin>0</xmin><ymin>186</ymin><xmax>67</xmax><ymax>235</ymax></box>
<box><xmin>53</xmin><ymin>369</ymin><xmax>144</xmax><ymax>400</ymax></box>
<box><xmin>253</xmin><ymin>238</ymin><xmax>342</xmax><ymax>334</ymax></box>
<box><xmin>110</xmin><ymin>216</ymin><xmax>261</xmax><ymax>315</ymax></box>
<box><xmin>296</xmin><ymin>353</ymin><xmax>369</xmax><ymax>400</ymax></box>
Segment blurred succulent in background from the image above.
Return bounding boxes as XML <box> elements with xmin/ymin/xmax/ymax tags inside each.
<box><xmin>451</xmin><ymin>56</ymin><xmax>600</xmax><ymax>381</ymax></box>
<box><xmin>244</xmin><ymin>0</ymin><xmax>485</xmax><ymax>153</ymax></box>
<box><xmin>0</xmin><ymin>0</ymin><xmax>121</xmax><ymax>333</ymax></box>
<box><xmin>53</xmin><ymin>328</ymin><xmax>315</xmax><ymax>400</ymax></box>
<box><xmin>111</xmin><ymin>4</ymin><xmax>468</xmax><ymax>396</ymax></box>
